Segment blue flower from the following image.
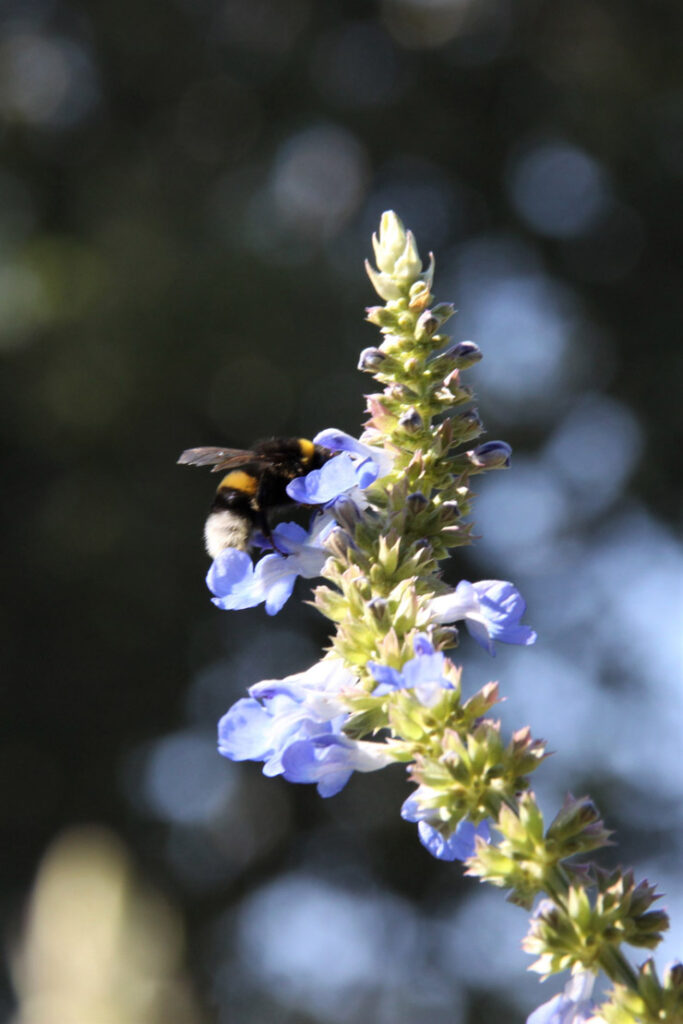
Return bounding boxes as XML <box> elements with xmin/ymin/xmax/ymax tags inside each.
<box><xmin>218</xmin><ymin>659</ymin><xmax>395</xmax><ymax>797</ymax></box>
<box><xmin>218</xmin><ymin>659</ymin><xmax>355</xmax><ymax>780</ymax></box>
<box><xmin>428</xmin><ymin>579</ymin><xmax>537</xmax><ymax>656</ymax></box>
<box><xmin>527</xmin><ymin>971</ymin><xmax>598</xmax><ymax>1024</ymax></box>
<box><xmin>368</xmin><ymin>633</ymin><xmax>454</xmax><ymax>706</ymax></box>
<box><xmin>286</xmin><ymin>428</ymin><xmax>393</xmax><ymax>506</ymax></box>
<box><xmin>286</xmin><ymin>451</ymin><xmax>366</xmax><ymax>504</ymax></box>
<box><xmin>314</xmin><ymin>428</ymin><xmax>394</xmax><ymax>474</ymax></box>
<box><xmin>207</xmin><ymin>514</ymin><xmax>335</xmax><ymax>615</ymax></box>
<box><xmin>417</xmin><ymin>819</ymin><xmax>491</xmax><ymax>861</ymax></box>
<box><xmin>281</xmin><ymin>734</ymin><xmax>395</xmax><ymax>798</ymax></box>
<box><xmin>401</xmin><ymin>787</ymin><xmax>491</xmax><ymax>861</ymax></box>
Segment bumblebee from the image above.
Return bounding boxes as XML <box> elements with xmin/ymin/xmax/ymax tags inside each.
<box><xmin>178</xmin><ymin>437</ymin><xmax>331</xmax><ymax>557</ymax></box>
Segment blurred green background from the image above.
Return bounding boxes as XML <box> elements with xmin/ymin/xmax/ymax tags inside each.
<box><xmin>2</xmin><ymin>0</ymin><xmax>682</xmax><ymax>1021</ymax></box>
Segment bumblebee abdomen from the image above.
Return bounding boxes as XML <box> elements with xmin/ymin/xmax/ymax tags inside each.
<box><xmin>204</xmin><ymin>488</ymin><xmax>257</xmax><ymax>557</ymax></box>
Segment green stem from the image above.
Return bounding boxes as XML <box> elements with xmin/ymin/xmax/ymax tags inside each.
<box><xmin>543</xmin><ymin>863</ymin><xmax>571</xmax><ymax>905</ymax></box>
<box><xmin>598</xmin><ymin>945</ymin><xmax>640</xmax><ymax>989</ymax></box>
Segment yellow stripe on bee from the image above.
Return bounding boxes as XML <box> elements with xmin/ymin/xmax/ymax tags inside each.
<box><xmin>218</xmin><ymin>470</ymin><xmax>259</xmax><ymax>496</ymax></box>
<box><xmin>298</xmin><ymin>438</ymin><xmax>315</xmax><ymax>463</ymax></box>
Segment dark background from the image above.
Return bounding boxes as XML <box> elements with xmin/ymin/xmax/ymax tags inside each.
<box><xmin>1</xmin><ymin>0</ymin><xmax>682</xmax><ymax>1021</ymax></box>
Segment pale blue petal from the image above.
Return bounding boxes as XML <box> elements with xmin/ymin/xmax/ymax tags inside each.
<box><xmin>281</xmin><ymin>737</ymin><xmax>355</xmax><ymax>797</ymax></box>
<box><xmin>527</xmin><ymin>972</ymin><xmax>597</xmax><ymax>1024</ymax></box>
<box><xmin>402</xmin><ymin>651</ymin><xmax>447</xmax><ymax>689</ymax></box>
<box><xmin>527</xmin><ymin>994</ymin><xmax>569</xmax><ymax>1024</ymax></box>
<box><xmin>417</xmin><ymin>822</ymin><xmax>455</xmax><ymax>860</ymax></box>
<box><xmin>368</xmin><ymin>662</ymin><xmax>403</xmax><ymax>693</ymax></box>
<box><xmin>206</xmin><ymin>548</ymin><xmax>254</xmax><ymax>597</ymax></box>
<box><xmin>497</xmin><ymin>623</ymin><xmax>538</xmax><ymax>646</ymax></box>
<box><xmin>429</xmin><ymin>583</ymin><xmax>477</xmax><ymax>623</ymax></box>
<box><xmin>286</xmin><ymin>453</ymin><xmax>359</xmax><ymax>504</ymax></box>
<box><xmin>413</xmin><ymin>634</ymin><xmax>435</xmax><ymax>656</ymax></box>
<box><xmin>264</xmin><ymin>572</ymin><xmax>297</xmax><ymax>615</ymax></box>
<box><xmin>313</xmin><ymin>428</ymin><xmax>394</xmax><ymax>477</ymax></box>
<box><xmin>270</xmin><ymin>521</ymin><xmax>309</xmax><ymax>550</ymax></box>
<box><xmin>211</xmin><ymin>577</ymin><xmax>269</xmax><ymax>610</ymax></box>
<box><xmin>353</xmin><ymin>456</ymin><xmax>380</xmax><ymax>489</ymax></box>
<box><xmin>249</xmin><ymin>679</ymin><xmax>301</xmax><ymax>701</ymax></box>
<box><xmin>464</xmin><ymin>616</ymin><xmax>497</xmax><ymax>656</ymax></box>
<box><xmin>313</xmin><ymin>429</ymin><xmax>374</xmax><ymax>457</ymax></box>
<box><xmin>400</xmin><ymin>791</ymin><xmax>423</xmax><ymax>823</ymax></box>
<box><xmin>218</xmin><ymin>698</ymin><xmax>274</xmax><ymax>761</ymax></box>
<box><xmin>417</xmin><ymin>819</ymin><xmax>490</xmax><ymax>861</ymax></box>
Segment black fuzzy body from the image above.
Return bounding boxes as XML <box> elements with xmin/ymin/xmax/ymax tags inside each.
<box><xmin>203</xmin><ymin>438</ymin><xmax>331</xmax><ymax>556</ymax></box>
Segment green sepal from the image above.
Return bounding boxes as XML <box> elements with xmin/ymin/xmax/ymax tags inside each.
<box><xmin>546</xmin><ymin>794</ymin><xmax>613</xmax><ymax>859</ymax></box>
<box><xmin>596</xmin><ymin>959</ymin><xmax>683</xmax><ymax>1024</ymax></box>
<box><xmin>387</xmin><ymin>696</ymin><xmax>431</xmax><ymax>742</ymax></box>
<box><xmin>466</xmin><ymin>793</ymin><xmax>550</xmax><ymax>909</ymax></box>
<box><xmin>365</xmin><ymin>261</ymin><xmax>406</xmax><ymax>302</ymax></box>
<box><xmin>311</xmin><ymin>585</ymin><xmax>349</xmax><ymax>623</ymax></box>
<box><xmin>343</xmin><ymin>705</ymin><xmax>390</xmax><ymax>740</ymax></box>
<box><xmin>461</xmin><ymin>681</ymin><xmax>500</xmax><ymax>722</ymax></box>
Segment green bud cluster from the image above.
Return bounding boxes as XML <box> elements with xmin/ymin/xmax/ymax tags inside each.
<box><xmin>467</xmin><ymin>794</ymin><xmax>614</xmax><ymax>908</ymax></box>
<box><xmin>522</xmin><ymin>870</ymin><xmax>667</xmax><ymax>977</ymax></box>
<box><xmin>317</xmin><ymin>212</ymin><xmax>507</xmax><ymax>679</ymax></box>
<box><xmin>360</xmin><ymin>214</ymin><xmax>496</xmax><ymax>510</ymax></box>
<box><xmin>410</xmin><ymin>726</ymin><xmax>547</xmax><ymax>832</ymax></box>
<box><xmin>599</xmin><ymin>961</ymin><xmax>683</xmax><ymax>1024</ymax></box>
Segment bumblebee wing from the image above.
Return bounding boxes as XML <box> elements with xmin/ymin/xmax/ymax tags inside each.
<box><xmin>177</xmin><ymin>446</ymin><xmax>262</xmax><ymax>472</ymax></box>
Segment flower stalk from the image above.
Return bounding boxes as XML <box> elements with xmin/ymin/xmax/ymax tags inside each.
<box><xmin>204</xmin><ymin>212</ymin><xmax>680</xmax><ymax>1023</ymax></box>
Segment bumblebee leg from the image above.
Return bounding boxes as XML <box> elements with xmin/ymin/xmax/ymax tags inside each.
<box><xmin>253</xmin><ymin>478</ymin><xmax>282</xmax><ymax>554</ymax></box>
<box><xmin>255</xmin><ymin>510</ymin><xmax>289</xmax><ymax>555</ymax></box>
<box><xmin>255</xmin><ymin>471</ymin><xmax>297</xmax><ymax>555</ymax></box>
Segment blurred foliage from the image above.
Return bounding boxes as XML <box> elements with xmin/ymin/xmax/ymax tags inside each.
<box><xmin>1</xmin><ymin>0</ymin><xmax>681</xmax><ymax>1021</ymax></box>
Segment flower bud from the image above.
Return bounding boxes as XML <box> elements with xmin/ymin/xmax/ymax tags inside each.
<box><xmin>364</xmin><ymin>395</ymin><xmax>397</xmax><ymax>432</ymax></box>
<box><xmin>379</xmin><ymin>333</ymin><xmax>402</xmax><ymax>355</ymax></box>
<box><xmin>430</xmin><ymin>625</ymin><xmax>459</xmax><ymax>649</ymax></box>
<box><xmin>665</xmin><ymin>962</ymin><xmax>683</xmax><ymax>992</ymax></box>
<box><xmin>439</xmin><ymin>500</ymin><xmax>461</xmax><ymax>523</ymax></box>
<box><xmin>358</xmin><ymin>347</ymin><xmax>386</xmax><ymax>372</ymax></box>
<box><xmin>432</xmin><ymin>340</ymin><xmax>482</xmax><ymax>369</ymax></box>
<box><xmin>408</xmin><ymin>280</ymin><xmax>431</xmax><ymax>312</ymax></box>
<box><xmin>406</xmin><ymin>492</ymin><xmax>429</xmax><ymax>512</ymax></box>
<box><xmin>387</xmin><ymin>383</ymin><xmax>412</xmax><ymax>401</ymax></box>
<box><xmin>398</xmin><ymin>407</ymin><xmax>423</xmax><ymax>434</ymax></box>
<box><xmin>332</xmin><ymin>495</ymin><xmax>362</xmax><ymax>533</ymax></box>
<box><xmin>432</xmin><ymin>302</ymin><xmax>456</xmax><ymax>323</ymax></box>
<box><xmin>367</xmin><ymin>597</ymin><xmax>389</xmax><ymax>624</ymax></box>
<box><xmin>546</xmin><ymin>794</ymin><xmax>612</xmax><ymax>857</ymax></box>
<box><xmin>416</xmin><ymin>309</ymin><xmax>439</xmax><ymax>337</ymax></box>
<box><xmin>372</xmin><ymin>211</ymin><xmax>407</xmax><ymax>273</ymax></box>
<box><xmin>325</xmin><ymin>528</ymin><xmax>356</xmax><ymax>560</ymax></box>
<box><xmin>468</xmin><ymin>440</ymin><xmax>512</xmax><ymax>470</ymax></box>
<box><xmin>394</xmin><ymin>231</ymin><xmax>423</xmax><ymax>282</ymax></box>
<box><xmin>451</xmin><ymin>407</ymin><xmax>483</xmax><ymax>441</ymax></box>
<box><xmin>452</xmin><ymin>340</ymin><xmax>482</xmax><ymax>362</ymax></box>
<box><xmin>365</xmin><ymin>305</ymin><xmax>396</xmax><ymax>328</ymax></box>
